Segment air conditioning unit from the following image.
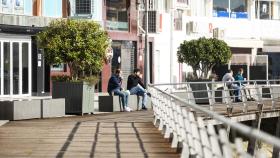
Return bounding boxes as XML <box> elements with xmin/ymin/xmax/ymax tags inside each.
<box><xmin>186</xmin><ymin>21</ymin><xmax>198</xmax><ymax>34</ymax></box>
<box><xmin>213</xmin><ymin>28</ymin><xmax>225</xmax><ymax>39</ymax></box>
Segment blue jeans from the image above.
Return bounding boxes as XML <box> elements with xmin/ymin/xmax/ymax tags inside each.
<box><xmin>130</xmin><ymin>85</ymin><xmax>147</xmax><ymax>107</ymax></box>
<box><xmin>109</xmin><ymin>88</ymin><xmax>128</xmax><ymax>108</ymax></box>
<box><xmin>230</xmin><ymin>84</ymin><xmax>241</xmax><ymax>101</ymax></box>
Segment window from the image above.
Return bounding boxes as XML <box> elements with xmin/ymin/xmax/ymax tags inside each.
<box><xmin>255</xmin><ymin>1</ymin><xmax>272</xmax><ymax>19</ymax></box>
<box><xmin>13</xmin><ymin>43</ymin><xmax>19</xmax><ymax>95</ymax></box>
<box><xmin>22</xmin><ymin>43</ymin><xmax>29</xmax><ymax>94</ymax></box>
<box><xmin>4</xmin><ymin>42</ymin><xmax>10</xmax><ymax>95</ymax></box>
<box><xmin>177</xmin><ymin>0</ymin><xmax>189</xmax><ymax>5</ymax></box>
<box><xmin>230</xmin><ymin>0</ymin><xmax>247</xmax><ymax>18</ymax></box>
<box><xmin>51</xmin><ymin>64</ymin><xmax>65</xmax><ymax>72</ymax></box>
<box><xmin>42</xmin><ymin>0</ymin><xmax>62</xmax><ymax>17</ymax></box>
<box><xmin>278</xmin><ymin>2</ymin><xmax>280</xmax><ymax>20</ymax></box>
<box><xmin>213</xmin><ymin>0</ymin><xmax>248</xmax><ymax>18</ymax></box>
<box><xmin>106</xmin><ymin>0</ymin><xmax>129</xmax><ymax>31</ymax></box>
<box><xmin>148</xmin><ymin>0</ymin><xmax>156</xmax><ymax>10</ymax></box>
<box><xmin>76</xmin><ymin>0</ymin><xmax>91</xmax><ymax>14</ymax></box>
<box><xmin>174</xmin><ymin>9</ymin><xmax>183</xmax><ymax>30</ymax></box>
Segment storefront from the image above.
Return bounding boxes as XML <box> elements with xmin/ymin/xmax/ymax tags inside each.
<box><xmin>0</xmin><ymin>25</ymin><xmax>50</xmax><ymax>98</ymax></box>
<box><xmin>0</xmin><ymin>35</ymin><xmax>31</xmax><ymax>96</ymax></box>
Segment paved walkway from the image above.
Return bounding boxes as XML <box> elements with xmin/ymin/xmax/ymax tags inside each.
<box><xmin>0</xmin><ymin>111</ymin><xmax>179</xmax><ymax>158</ymax></box>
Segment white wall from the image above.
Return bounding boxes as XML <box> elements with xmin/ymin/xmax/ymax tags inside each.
<box><xmin>151</xmin><ymin>0</ymin><xmax>280</xmax><ymax>84</ymax></box>
<box><xmin>149</xmin><ymin>13</ymin><xmax>172</xmax><ymax>84</ymax></box>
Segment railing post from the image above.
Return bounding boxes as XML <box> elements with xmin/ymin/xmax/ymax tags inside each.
<box><xmin>247</xmin><ymin>103</ymin><xmax>263</xmax><ymax>155</ymax></box>
<box><xmin>272</xmin><ymin>116</ymin><xmax>280</xmax><ymax>158</ymax></box>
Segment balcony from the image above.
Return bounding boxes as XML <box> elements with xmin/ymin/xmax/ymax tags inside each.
<box><xmin>106</xmin><ymin>21</ymin><xmax>128</xmax><ymax>31</ymax></box>
<box><xmin>0</xmin><ymin>13</ymin><xmax>57</xmax><ymax>27</ymax></box>
<box><xmin>186</xmin><ymin>17</ymin><xmax>280</xmax><ymax>42</ymax></box>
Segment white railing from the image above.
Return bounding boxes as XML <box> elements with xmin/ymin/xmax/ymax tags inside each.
<box><xmin>153</xmin><ymin>80</ymin><xmax>280</xmax><ymax>113</ymax></box>
<box><xmin>148</xmin><ymin>80</ymin><xmax>280</xmax><ymax>158</ymax></box>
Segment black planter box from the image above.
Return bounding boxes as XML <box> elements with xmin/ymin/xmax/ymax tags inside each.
<box><xmin>52</xmin><ymin>82</ymin><xmax>94</xmax><ymax>115</ymax></box>
<box><xmin>187</xmin><ymin>79</ymin><xmax>212</xmax><ymax>104</ymax></box>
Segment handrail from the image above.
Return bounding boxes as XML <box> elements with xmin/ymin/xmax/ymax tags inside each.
<box><xmin>150</xmin><ymin>79</ymin><xmax>280</xmax><ymax>86</ymax></box>
<box><xmin>149</xmin><ymin>83</ymin><xmax>280</xmax><ymax>149</ymax></box>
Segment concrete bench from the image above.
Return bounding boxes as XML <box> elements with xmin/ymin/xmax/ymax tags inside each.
<box><xmin>99</xmin><ymin>95</ymin><xmax>151</xmax><ymax>112</ymax></box>
<box><xmin>0</xmin><ymin>98</ymin><xmax>65</xmax><ymax>120</ymax></box>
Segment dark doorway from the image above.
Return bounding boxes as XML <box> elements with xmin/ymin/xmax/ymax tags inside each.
<box><xmin>149</xmin><ymin>42</ymin><xmax>153</xmax><ymax>83</ymax></box>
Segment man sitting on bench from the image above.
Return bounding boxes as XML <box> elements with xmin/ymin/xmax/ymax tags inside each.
<box><xmin>127</xmin><ymin>68</ymin><xmax>148</xmax><ymax>110</ymax></box>
<box><xmin>222</xmin><ymin>69</ymin><xmax>242</xmax><ymax>102</ymax></box>
<box><xmin>107</xmin><ymin>69</ymin><xmax>132</xmax><ymax>112</ymax></box>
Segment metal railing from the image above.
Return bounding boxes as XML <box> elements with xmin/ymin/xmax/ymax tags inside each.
<box><xmin>153</xmin><ymin>80</ymin><xmax>280</xmax><ymax>113</ymax></box>
<box><xmin>148</xmin><ymin>80</ymin><xmax>280</xmax><ymax>158</ymax></box>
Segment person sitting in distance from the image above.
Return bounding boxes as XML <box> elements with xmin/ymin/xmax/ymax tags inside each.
<box><xmin>127</xmin><ymin>68</ymin><xmax>148</xmax><ymax>110</ymax></box>
<box><xmin>234</xmin><ymin>68</ymin><xmax>255</xmax><ymax>101</ymax></box>
<box><xmin>107</xmin><ymin>69</ymin><xmax>132</xmax><ymax>112</ymax></box>
<box><xmin>222</xmin><ymin>69</ymin><xmax>242</xmax><ymax>102</ymax></box>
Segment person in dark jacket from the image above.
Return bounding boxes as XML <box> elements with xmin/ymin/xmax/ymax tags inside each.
<box><xmin>108</xmin><ymin>69</ymin><xmax>131</xmax><ymax>112</ymax></box>
<box><xmin>127</xmin><ymin>68</ymin><xmax>148</xmax><ymax>110</ymax></box>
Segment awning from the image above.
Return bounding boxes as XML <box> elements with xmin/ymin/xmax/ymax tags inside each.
<box><xmin>224</xmin><ymin>38</ymin><xmax>263</xmax><ymax>48</ymax></box>
<box><xmin>0</xmin><ymin>24</ymin><xmax>44</xmax><ymax>35</ymax></box>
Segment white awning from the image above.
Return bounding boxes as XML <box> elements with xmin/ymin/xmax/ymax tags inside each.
<box><xmin>224</xmin><ymin>38</ymin><xmax>263</xmax><ymax>48</ymax></box>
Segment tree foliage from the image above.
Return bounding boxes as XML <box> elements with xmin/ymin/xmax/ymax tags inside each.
<box><xmin>177</xmin><ymin>37</ymin><xmax>232</xmax><ymax>79</ymax></box>
<box><xmin>37</xmin><ymin>19</ymin><xmax>110</xmax><ymax>81</ymax></box>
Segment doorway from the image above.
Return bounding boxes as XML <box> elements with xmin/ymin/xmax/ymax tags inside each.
<box><xmin>0</xmin><ymin>39</ymin><xmax>31</xmax><ymax>97</ymax></box>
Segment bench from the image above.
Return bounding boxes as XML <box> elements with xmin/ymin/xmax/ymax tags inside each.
<box><xmin>98</xmin><ymin>94</ymin><xmax>151</xmax><ymax>112</ymax></box>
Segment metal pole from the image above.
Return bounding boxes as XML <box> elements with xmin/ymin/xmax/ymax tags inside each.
<box><xmin>170</xmin><ymin>8</ymin><xmax>174</xmax><ymax>83</ymax></box>
<box><xmin>144</xmin><ymin>0</ymin><xmax>150</xmax><ymax>86</ymax></box>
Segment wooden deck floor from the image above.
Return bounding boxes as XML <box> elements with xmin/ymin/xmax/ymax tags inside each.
<box><xmin>0</xmin><ymin>111</ymin><xmax>180</xmax><ymax>158</ymax></box>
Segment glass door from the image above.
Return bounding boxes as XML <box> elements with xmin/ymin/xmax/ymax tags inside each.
<box><xmin>0</xmin><ymin>40</ymin><xmax>31</xmax><ymax>97</ymax></box>
<box><xmin>3</xmin><ymin>42</ymin><xmax>11</xmax><ymax>95</ymax></box>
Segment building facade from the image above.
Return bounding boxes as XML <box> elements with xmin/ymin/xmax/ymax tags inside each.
<box><xmin>0</xmin><ymin>0</ymin><xmax>63</xmax><ymax>98</ymax></box>
<box><xmin>147</xmin><ymin>0</ymin><xmax>280</xmax><ymax>83</ymax></box>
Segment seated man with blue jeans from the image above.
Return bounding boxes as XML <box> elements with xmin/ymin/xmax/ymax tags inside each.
<box><xmin>222</xmin><ymin>69</ymin><xmax>241</xmax><ymax>102</ymax></box>
<box><xmin>127</xmin><ymin>68</ymin><xmax>148</xmax><ymax>110</ymax></box>
<box><xmin>107</xmin><ymin>69</ymin><xmax>131</xmax><ymax>112</ymax></box>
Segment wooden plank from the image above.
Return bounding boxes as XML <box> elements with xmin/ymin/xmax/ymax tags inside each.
<box><xmin>0</xmin><ymin>111</ymin><xmax>179</xmax><ymax>158</ymax></box>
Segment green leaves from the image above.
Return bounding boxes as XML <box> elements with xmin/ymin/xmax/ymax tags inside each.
<box><xmin>37</xmin><ymin>19</ymin><xmax>110</xmax><ymax>80</ymax></box>
<box><xmin>177</xmin><ymin>37</ymin><xmax>232</xmax><ymax>79</ymax></box>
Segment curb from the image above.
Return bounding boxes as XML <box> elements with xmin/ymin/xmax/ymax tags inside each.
<box><xmin>0</xmin><ymin>121</ymin><xmax>8</xmax><ymax>127</ymax></box>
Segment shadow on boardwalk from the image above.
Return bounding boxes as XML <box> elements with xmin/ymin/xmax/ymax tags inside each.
<box><xmin>0</xmin><ymin>111</ymin><xmax>180</xmax><ymax>158</ymax></box>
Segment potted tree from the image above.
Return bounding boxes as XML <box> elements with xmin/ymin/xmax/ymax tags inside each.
<box><xmin>177</xmin><ymin>37</ymin><xmax>232</xmax><ymax>104</ymax></box>
<box><xmin>38</xmin><ymin>19</ymin><xmax>109</xmax><ymax>115</ymax></box>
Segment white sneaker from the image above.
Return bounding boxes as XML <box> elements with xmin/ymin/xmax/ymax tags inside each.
<box><xmin>124</xmin><ymin>106</ymin><xmax>132</xmax><ymax>112</ymax></box>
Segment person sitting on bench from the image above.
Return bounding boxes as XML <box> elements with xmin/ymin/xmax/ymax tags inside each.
<box><xmin>127</xmin><ymin>68</ymin><xmax>148</xmax><ymax>110</ymax></box>
<box><xmin>222</xmin><ymin>69</ymin><xmax>242</xmax><ymax>102</ymax></box>
<box><xmin>235</xmin><ymin>68</ymin><xmax>255</xmax><ymax>101</ymax></box>
<box><xmin>107</xmin><ymin>69</ymin><xmax>132</xmax><ymax>112</ymax></box>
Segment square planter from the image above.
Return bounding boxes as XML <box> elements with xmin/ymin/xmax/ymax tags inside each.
<box><xmin>188</xmin><ymin>80</ymin><xmax>212</xmax><ymax>104</ymax></box>
<box><xmin>41</xmin><ymin>98</ymin><xmax>65</xmax><ymax>118</ymax></box>
<box><xmin>52</xmin><ymin>82</ymin><xmax>94</xmax><ymax>115</ymax></box>
<box><xmin>0</xmin><ymin>100</ymin><xmax>41</xmax><ymax>120</ymax></box>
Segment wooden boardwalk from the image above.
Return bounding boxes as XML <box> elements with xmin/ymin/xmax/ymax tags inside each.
<box><xmin>0</xmin><ymin>111</ymin><xmax>180</xmax><ymax>158</ymax></box>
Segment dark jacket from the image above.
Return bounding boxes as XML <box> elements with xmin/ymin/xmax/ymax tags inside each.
<box><xmin>127</xmin><ymin>74</ymin><xmax>145</xmax><ymax>90</ymax></box>
<box><xmin>107</xmin><ymin>75</ymin><xmax>122</xmax><ymax>93</ymax></box>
